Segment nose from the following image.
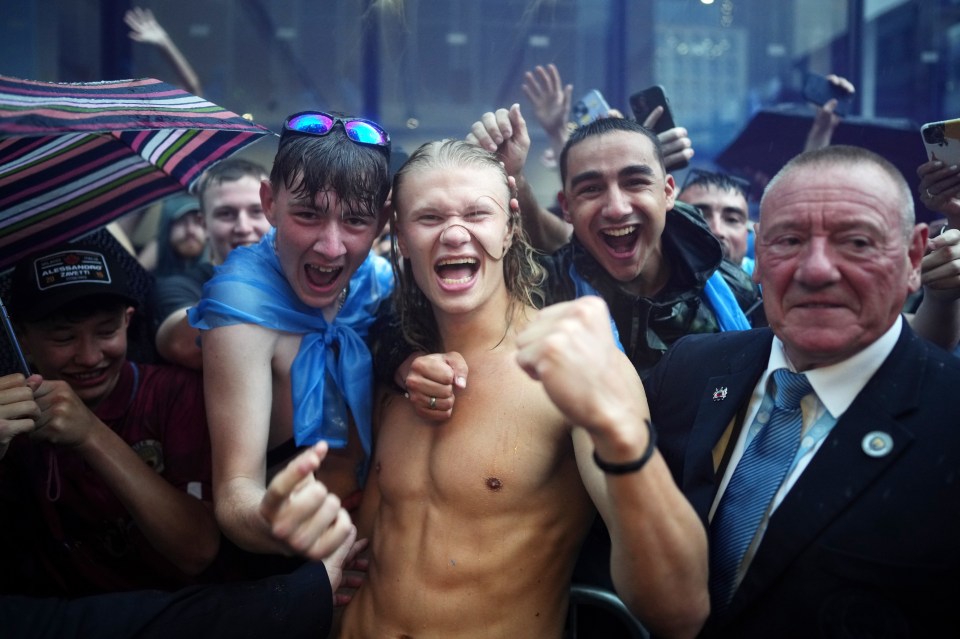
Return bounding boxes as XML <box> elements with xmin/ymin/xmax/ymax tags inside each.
<box><xmin>73</xmin><ymin>336</ymin><xmax>103</xmax><ymax>368</ymax></box>
<box><xmin>233</xmin><ymin>210</ymin><xmax>255</xmax><ymax>234</ymax></box>
<box><xmin>706</xmin><ymin>213</ymin><xmax>726</xmax><ymax>239</ymax></box>
<box><xmin>795</xmin><ymin>237</ymin><xmax>840</xmax><ymax>287</ymax></box>
<box><xmin>602</xmin><ymin>185</ymin><xmax>632</xmax><ymax>220</ymax></box>
<box><xmin>311</xmin><ymin>224</ymin><xmax>346</xmax><ymax>259</ymax></box>
<box><xmin>439</xmin><ymin>223</ymin><xmax>471</xmax><ymax>246</ymax></box>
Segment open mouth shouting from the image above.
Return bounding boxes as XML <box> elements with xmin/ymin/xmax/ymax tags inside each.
<box><xmin>600</xmin><ymin>225</ymin><xmax>640</xmax><ymax>256</ymax></box>
<box><xmin>305</xmin><ymin>263</ymin><xmax>344</xmax><ymax>291</ymax></box>
<box><xmin>435</xmin><ymin>256</ymin><xmax>480</xmax><ymax>286</ymax></box>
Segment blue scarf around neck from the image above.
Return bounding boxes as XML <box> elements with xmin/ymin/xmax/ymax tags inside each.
<box><xmin>189</xmin><ymin>229</ymin><xmax>394</xmax><ymax>459</ymax></box>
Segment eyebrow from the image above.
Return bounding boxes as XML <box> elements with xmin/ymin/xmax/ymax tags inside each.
<box><xmin>569</xmin><ymin>164</ymin><xmax>656</xmax><ymax>191</ymax></box>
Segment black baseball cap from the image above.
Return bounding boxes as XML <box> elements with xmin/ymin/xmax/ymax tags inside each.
<box><xmin>8</xmin><ymin>242</ymin><xmax>138</xmax><ymax>322</ymax></box>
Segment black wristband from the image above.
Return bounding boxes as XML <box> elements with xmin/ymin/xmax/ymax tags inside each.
<box><xmin>592</xmin><ymin>419</ymin><xmax>657</xmax><ymax>475</ymax></box>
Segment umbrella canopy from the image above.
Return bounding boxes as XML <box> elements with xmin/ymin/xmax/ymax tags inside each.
<box><xmin>0</xmin><ymin>75</ymin><xmax>273</xmax><ymax>271</ymax></box>
<box><xmin>715</xmin><ymin>104</ymin><xmax>931</xmax><ymax>221</ymax></box>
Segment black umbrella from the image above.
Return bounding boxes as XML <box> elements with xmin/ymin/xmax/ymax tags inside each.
<box><xmin>715</xmin><ymin>104</ymin><xmax>931</xmax><ymax>222</ymax></box>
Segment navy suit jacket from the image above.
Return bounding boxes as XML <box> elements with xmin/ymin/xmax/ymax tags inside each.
<box><xmin>646</xmin><ymin>322</ymin><xmax>960</xmax><ymax>638</ymax></box>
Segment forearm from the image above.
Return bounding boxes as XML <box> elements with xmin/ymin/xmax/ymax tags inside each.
<box><xmin>77</xmin><ymin>423</ymin><xmax>220</xmax><ymax>575</ymax></box>
<box><xmin>604</xmin><ymin>452</ymin><xmax>710</xmax><ymax>639</ymax></box>
<box><xmin>578</xmin><ymin>419</ymin><xmax>709</xmax><ymax>639</ymax></box>
<box><xmin>155</xmin><ymin>37</ymin><xmax>202</xmax><ymax>96</ymax></box>
<box><xmin>908</xmin><ymin>298</ymin><xmax>960</xmax><ymax>351</ymax></box>
<box><xmin>546</xmin><ymin>127</ymin><xmax>570</xmax><ymax>160</ymax></box>
<box><xmin>517</xmin><ymin>176</ymin><xmax>571</xmax><ymax>253</ymax></box>
<box><xmin>576</xmin><ymin>357</ymin><xmax>709</xmax><ymax>638</ymax></box>
<box><xmin>215</xmin><ymin>476</ymin><xmax>292</xmax><ymax>556</ymax></box>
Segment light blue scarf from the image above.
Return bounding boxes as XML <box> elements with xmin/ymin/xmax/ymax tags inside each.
<box><xmin>702</xmin><ymin>270</ymin><xmax>751</xmax><ymax>331</ymax></box>
<box><xmin>189</xmin><ymin>229</ymin><xmax>394</xmax><ymax>458</ymax></box>
<box><xmin>567</xmin><ymin>262</ymin><xmax>626</xmax><ymax>352</ymax></box>
<box><xmin>567</xmin><ymin>262</ymin><xmax>750</xmax><ymax>344</ymax></box>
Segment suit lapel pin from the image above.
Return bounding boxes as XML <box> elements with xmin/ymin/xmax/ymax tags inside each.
<box><xmin>712</xmin><ymin>387</ymin><xmax>728</xmax><ymax>402</ymax></box>
<box><xmin>861</xmin><ymin>431</ymin><xmax>894</xmax><ymax>458</ymax></box>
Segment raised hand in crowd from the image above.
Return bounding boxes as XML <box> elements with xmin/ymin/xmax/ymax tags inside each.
<box><xmin>803</xmin><ymin>74</ymin><xmax>855</xmax><ymax>152</ymax></box>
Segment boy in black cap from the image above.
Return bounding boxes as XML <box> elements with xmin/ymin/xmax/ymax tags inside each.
<box><xmin>0</xmin><ymin>240</ymin><xmax>219</xmax><ymax>595</ymax></box>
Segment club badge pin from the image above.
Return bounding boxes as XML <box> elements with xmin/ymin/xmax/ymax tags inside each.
<box><xmin>861</xmin><ymin>431</ymin><xmax>894</xmax><ymax>458</ymax></box>
<box><xmin>712</xmin><ymin>387</ymin><xmax>728</xmax><ymax>402</ymax></box>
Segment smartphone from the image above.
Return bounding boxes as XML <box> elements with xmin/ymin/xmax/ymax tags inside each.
<box><xmin>629</xmin><ymin>85</ymin><xmax>677</xmax><ymax>135</ymax></box>
<box><xmin>802</xmin><ymin>73</ymin><xmax>853</xmax><ymax>117</ymax></box>
<box><xmin>570</xmin><ymin>89</ymin><xmax>611</xmax><ymax>127</ymax></box>
<box><xmin>921</xmin><ymin>118</ymin><xmax>960</xmax><ymax>166</ymax></box>
<box><xmin>629</xmin><ymin>85</ymin><xmax>687</xmax><ymax>169</ymax></box>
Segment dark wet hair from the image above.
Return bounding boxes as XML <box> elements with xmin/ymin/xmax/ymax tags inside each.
<box><xmin>559</xmin><ymin>118</ymin><xmax>666</xmax><ymax>186</ymax></box>
<box><xmin>271</xmin><ymin>118</ymin><xmax>391</xmax><ymax>219</ymax></box>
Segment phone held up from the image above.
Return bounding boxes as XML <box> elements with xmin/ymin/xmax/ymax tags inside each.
<box><xmin>570</xmin><ymin>89</ymin><xmax>611</xmax><ymax>127</ymax></box>
<box><xmin>802</xmin><ymin>73</ymin><xmax>854</xmax><ymax>117</ymax></box>
<box><xmin>921</xmin><ymin>118</ymin><xmax>960</xmax><ymax>167</ymax></box>
<box><xmin>629</xmin><ymin>85</ymin><xmax>687</xmax><ymax>169</ymax></box>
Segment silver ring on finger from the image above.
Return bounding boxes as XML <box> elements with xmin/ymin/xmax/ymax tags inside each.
<box><xmin>429</xmin><ymin>396</ymin><xmax>437</xmax><ymax>410</ymax></box>
<box><xmin>926</xmin><ymin>188</ymin><xmax>934</xmax><ymax>198</ymax></box>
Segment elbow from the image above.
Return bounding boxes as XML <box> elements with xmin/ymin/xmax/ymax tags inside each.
<box><xmin>173</xmin><ymin>530</ymin><xmax>221</xmax><ymax>577</ymax></box>
<box><xmin>628</xmin><ymin>591</ymin><xmax>710</xmax><ymax>639</ymax></box>
<box><xmin>157</xmin><ymin>337</ymin><xmax>202</xmax><ymax>370</ymax></box>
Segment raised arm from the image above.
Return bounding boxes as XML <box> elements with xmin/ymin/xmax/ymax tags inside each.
<box><xmin>803</xmin><ymin>74</ymin><xmax>855</xmax><ymax>152</ymax></box>
<box><xmin>909</xmin><ymin>160</ymin><xmax>960</xmax><ymax>350</ymax></box>
<box><xmin>515</xmin><ymin>297</ymin><xmax>709</xmax><ymax>639</ymax></box>
<box><xmin>640</xmin><ymin>107</ymin><xmax>695</xmax><ymax>172</ymax></box>
<box><xmin>466</xmin><ymin>103</ymin><xmax>572</xmax><ymax>252</ymax></box>
<box><xmin>909</xmin><ymin>228</ymin><xmax>960</xmax><ymax>351</ymax></box>
<box><xmin>124</xmin><ymin>7</ymin><xmax>203</xmax><ymax>96</ymax></box>
<box><xmin>521</xmin><ymin>63</ymin><xmax>574</xmax><ymax>159</ymax></box>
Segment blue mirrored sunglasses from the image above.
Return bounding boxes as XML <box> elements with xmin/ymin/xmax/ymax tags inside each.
<box><xmin>282</xmin><ymin>111</ymin><xmax>390</xmax><ymax>148</ymax></box>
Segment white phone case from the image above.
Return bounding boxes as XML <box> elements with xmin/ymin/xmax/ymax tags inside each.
<box><xmin>921</xmin><ymin>119</ymin><xmax>960</xmax><ymax>166</ymax></box>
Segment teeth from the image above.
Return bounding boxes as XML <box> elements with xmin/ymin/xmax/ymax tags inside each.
<box><xmin>437</xmin><ymin>257</ymin><xmax>477</xmax><ymax>266</ymax></box>
<box><xmin>602</xmin><ymin>226</ymin><xmax>637</xmax><ymax>237</ymax></box>
<box><xmin>70</xmin><ymin>370</ymin><xmax>103</xmax><ymax>380</ymax></box>
<box><xmin>441</xmin><ymin>276</ymin><xmax>472</xmax><ymax>284</ymax></box>
<box><xmin>306</xmin><ymin>264</ymin><xmax>339</xmax><ymax>273</ymax></box>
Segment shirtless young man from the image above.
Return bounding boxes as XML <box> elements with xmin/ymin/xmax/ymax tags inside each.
<box><xmin>338</xmin><ymin>140</ymin><xmax>708</xmax><ymax>638</ymax></box>
<box><xmin>190</xmin><ymin>112</ymin><xmax>394</xmax><ymax>560</ymax></box>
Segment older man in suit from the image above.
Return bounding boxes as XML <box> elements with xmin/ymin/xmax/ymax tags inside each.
<box><xmin>645</xmin><ymin>145</ymin><xmax>959</xmax><ymax>637</ymax></box>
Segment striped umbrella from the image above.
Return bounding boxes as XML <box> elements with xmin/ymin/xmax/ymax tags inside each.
<box><xmin>0</xmin><ymin>74</ymin><xmax>274</xmax><ymax>271</ymax></box>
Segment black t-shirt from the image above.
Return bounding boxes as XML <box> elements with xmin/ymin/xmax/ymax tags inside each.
<box><xmin>151</xmin><ymin>262</ymin><xmax>215</xmax><ymax>328</ymax></box>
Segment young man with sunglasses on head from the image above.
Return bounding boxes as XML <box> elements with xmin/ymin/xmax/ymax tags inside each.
<box><xmin>189</xmin><ymin>112</ymin><xmax>394</xmax><ymax>568</ymax></box>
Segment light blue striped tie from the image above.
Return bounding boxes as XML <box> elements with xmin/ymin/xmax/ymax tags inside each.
<box><xmin>708</xmin><ymin>368</ymin><xmax>812</xmax><ymax>610</ymax></box>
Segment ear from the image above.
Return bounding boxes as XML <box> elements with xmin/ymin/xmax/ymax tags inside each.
<box><xmin>123</xmin><ymin>306</ymin><xmax>135</xmax><ymax>329</ymax></box>
<box><xmin>394</xmin><ymin>215</ymin><xmax>409</xmax><ymax>258</ymax></box>
<box><xmin>751</xmin><ymin>223</ymin><xmax>762</xmax><ymax>285</ymax></box>
<box><xmin>558</xmin><ymin>190</ymin><xmax>571</xmax><ymax>223</ymax></box>
<box><xmin>376</xmin><ymin>196</ymin><xmax>392</xmax><ymax>235</ymax></box>
<box><xmin>663</xmin><ymin>173</ymin><xmax>677</xmax><ymax>210</ymax></box>
<box><xmin>906</xmin><ymin>223</ymin><xmax>929</xmax><ymax>292</ymax></box>
<box><xmin>260</xmin><ymin>180</ymin><xmax>277</xmax><ymax>226</ymax></box>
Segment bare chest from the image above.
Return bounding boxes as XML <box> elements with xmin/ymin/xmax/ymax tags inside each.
<box><xmin>372</xmin><ymin>360</ymin><xmax>579</xmax><ymax>512</ymax></box>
